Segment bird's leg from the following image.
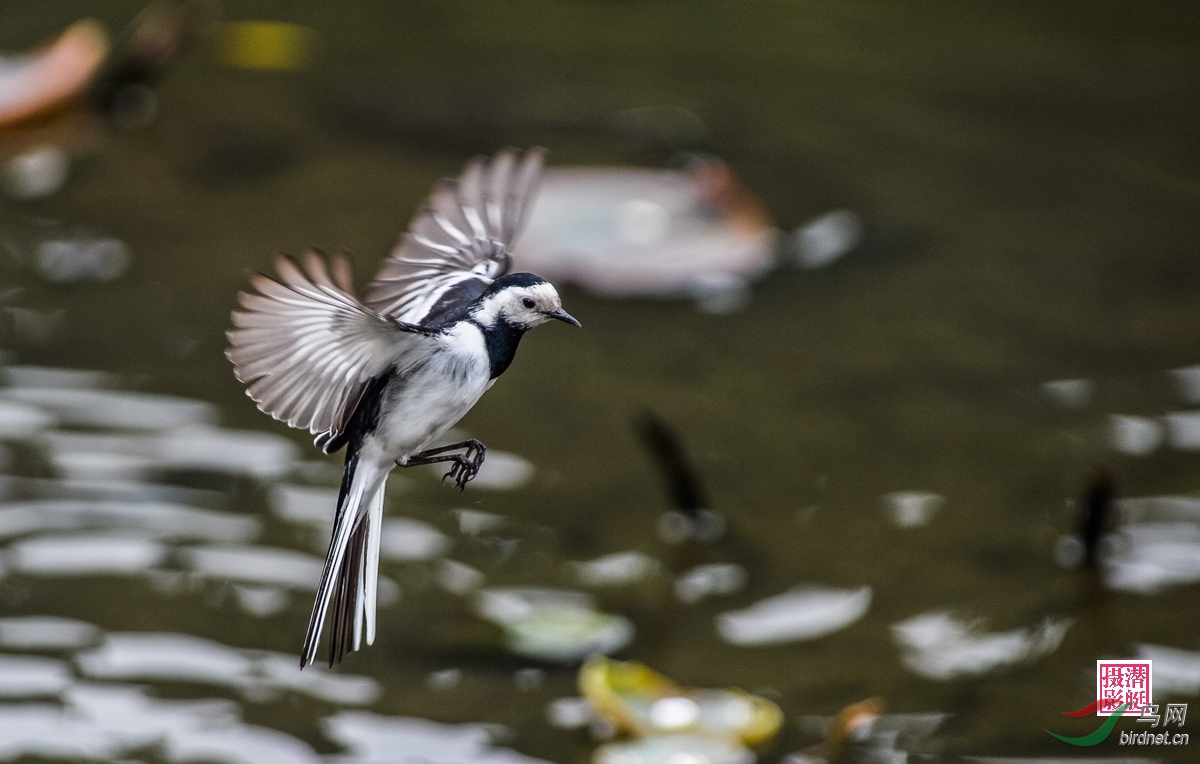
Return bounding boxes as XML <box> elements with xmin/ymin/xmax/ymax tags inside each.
<box><xmin>398</xmin><ymin>439</ymin><xmax>486</xmax><ymax>491</ymax></box>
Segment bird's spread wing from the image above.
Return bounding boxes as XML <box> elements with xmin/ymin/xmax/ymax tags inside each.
<box><xmin>363</xmin><ymin>147</ymin><xmax>546</xmax><ymax>324</ymax></box>
<box><xmin>227</xmin><ymin>250</ymin><xmax>435</xmax><ymax>447</ymax></box>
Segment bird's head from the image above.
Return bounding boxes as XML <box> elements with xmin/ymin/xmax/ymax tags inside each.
<box><xmin>474</xmin><ymin>273</ymin><xmax>580</xmax><ymax>330</ymax></box>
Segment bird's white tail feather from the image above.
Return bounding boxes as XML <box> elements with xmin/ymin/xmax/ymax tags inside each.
<box><xmin>301</xmin><ymin>457</ymin><xmax>390</xmax><ymax>668</ymax></box>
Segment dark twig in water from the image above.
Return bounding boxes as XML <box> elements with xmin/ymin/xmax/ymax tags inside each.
<box><xmin>636</xmin><ymin>411</ymin><xmax>708</xmax><ymax>517</ymax></box>
<box><xmin>1080</xmin><ymin>467</ymin><xmax>1117</xmax><ymax>568</ymax></box>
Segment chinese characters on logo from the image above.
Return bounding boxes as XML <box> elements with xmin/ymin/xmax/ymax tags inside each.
<box><xmin>1097</xmin><ymin>660</ymin><xmax>1153</xmax><ymax>716</ymax></box>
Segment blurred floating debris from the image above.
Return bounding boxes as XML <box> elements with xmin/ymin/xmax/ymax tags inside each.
<box><xmin>716</xmin><ymin>586</ymin><xmax>872</xmax><ymax>646</ymax></box>
<box><xmin>77</xmin><ymin>632</ymin><xmax>380</xmax><ymax>704</ymax></box>
<box><xmin>674</xmin><ymin>563</ymin><xmax>747</xmax><ymax>603</ymax></box>
<box><xmin>547</xmin><ymin>696</ymin><xmax>595</xmax><ymax>729</ymax></box>
<box><xmin>380</xmin><ymin>518</ymin><xmax>452</xmax><ymax>561</ymax></box>
<box><xmin>1039</xmin><ymin>378</ymin><xmax>1093</xmax><ymax>409</ymax></box>
<box><xmin>0</xmin><ymin>616</ymin><xmax>99</xmax><ymax>650</ymax></box>
<box><xmin>323</xmin><ymin>711</ymin><xmax>554</xmax><ymax>764</ymax></box>
<box><xmin>516</xmin><ymin>161</ymin><xmax>776</xmax><ymax>307</ymax></box>
<box><xmin>2</xmin><ymin>144</ymin><xmax>69</xmax><ymax>199</ymax></box>
<box><xmin>1104</xmin><ymin>520</ymin><xmax>1200</xmax><ymax>594</ymax></box>
<box><xmin>8</xmin><ymin>533</ymin><xmax>167</xmax><ymax>575</ymax></box>
<box><xmin>0</xmin><ymin>21</ymin><xmax>110</xmax><ymax>128</ymax></box>
<box><xmin>0</xmin><ymin>399</ymin><xmax>56</xmax><ymax>438</ymax></box>
<box><xmin>470</xmin><ymin>450</ymin><xmax>535</xmax><ymax>491</ymax></box>
<box><xmin>1</xmin><ymin>386</ymin><xmax>217</xmax><ymax>430</ymax></box>
<box><xmin>426</xmin><ymin>668</ymin><xmax>463</xmax><ymax>691</ymax></box>
<box><xmin>0</xmin><ymin>683</ymin><xmax>321</xmax><ymax>763</ymax></box>
<box><xmin>880</xmin><ymin>491</ymin><xmax>944</xmax><ymax>528</ymax></box>
<box><xmin>218</xmin><ymin>21</ymin><xmax>317</xmax><ymax>71</ymax></box>
<box><xmin>791</xmin><ymin>209</ymin><xmax>865</xmax><ymax>269</ymax></box>
<box><xmin>436</xmin><ymin>559</ymin><xmax>485</xmax><ymax>595</ymax></box>
<box><xmin>890</xmin><ymin>611</ymin><xmax>1070</xmax><ymax>680</ymax></box>
<box><xmin>270</xmin><ymin>483</ymin><xmax>338</xmax><ymax>528</ymax></box>
<box><xmin>1118</xmin><ymin>494</ymin><xmax>1200</xmax><ymax>523</ymax></box>
<box><xmin>1108</xmin><ymin>414</ymin><xmax>1163</xmax><ymax>456</ymax></box>
<box><xmin>791</xmin><ymin>698</ymin><xmax>948</xmax><ymax>764</ymax></box>
<box><xmin>1133</xmin><ymin>643</ymin><xmax>1200</xmax><ymax>695</ymax></box>
<box><xmin>514</xmin><ymin>667</ymin><xmax>545</xmax><ymax>690</ymax></box>
<box><xmin>474</xmin><ymin>588</ymin><xmax>634</xmax><ymax>662</ymax></box>
<box><xmin>180</xmin><ymin>544</ymin><xmax>323</xmax><ymax>589</ymax></box>
<box><xmin>34</xmin><ymin>233</ymin><xmax>130</xmax><ymax>283</ymax></box>
<box><xmin>1164</xmin><ymin>411</ymin><xmax>1200</xmax><ymax>450</ymax></box>
<box><xmin>1170</xmin><ymin>364</ymin><xmax>1200</xmax><ymax>404</ymax></box>
<box><xmin>572</xmin><ymin>551</ymin><xmax>661</xmax><ymax>587</ymax></box>
<box><xmin>232</xmin><ymin>584</ymin><xmax>290</xmax><ymax>618</ymax></box>
<box><xmin>0</xmin><ymin>655</ymin><xmax>72</xmax><ymax>698</ymax></box>
<box><xmin>38</xmin><ymin>425</ymin><xmax>299</xmax><ymax>481</ymax></box>
<box><xmin>0</xmin><ymin>498</ymin><xmax>259</xmax><ymax>542</ymax></box>
<box><xmin>594</xmin><ymin>734</ymin><xmax>754</xmax><ymax>764</ymax></box>
<box><xmin>1</xmin><ymin>364</ymin><xmax>115</xmax><ymax>389</ymax></box>
<box><xmin>455</xmin><ymin>508</ymin><xmax>506</xmax><ymax>536</ymax></box>
<box><xmin>580</xmin><ymin>657</ymin><xmax>783</xmax><ymax>746</ymax></box>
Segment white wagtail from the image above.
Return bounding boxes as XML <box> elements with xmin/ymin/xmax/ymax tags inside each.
<box><xmin>226</xmin><ymin>148</ymin><xmax>579</xmax><ymax>667</ymax></box>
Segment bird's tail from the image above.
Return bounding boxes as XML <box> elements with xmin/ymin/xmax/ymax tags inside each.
<box><xmin>301</xmin><ymin>453</ymin><xmax>390</xmax><ymax>668</ymax></box>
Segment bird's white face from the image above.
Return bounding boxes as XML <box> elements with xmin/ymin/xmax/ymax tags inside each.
<box><xmin>477</xmin><ymin>282</ymin><xmax>580</xmax><ymax>330</ymax></box>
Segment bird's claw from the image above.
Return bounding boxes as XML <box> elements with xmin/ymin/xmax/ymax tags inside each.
<box><xmin>441</xmin><ymin>441</ymin><xmax>486</xmax><ymax>491</ymax></box>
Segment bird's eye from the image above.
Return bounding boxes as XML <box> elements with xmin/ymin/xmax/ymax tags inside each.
<box><xmin>521</xmin><ymin>297</ymin><xmax>536</xmax><ymax>309</ymax></box>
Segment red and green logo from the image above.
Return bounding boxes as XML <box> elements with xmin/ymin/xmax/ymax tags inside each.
<box><xmin>1045</xmin><ymin>699</ymin><xmax>1130</xmax><ymax>746</ymax></box>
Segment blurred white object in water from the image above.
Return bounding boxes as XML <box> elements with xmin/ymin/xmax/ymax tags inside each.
<box><xmin>594</xmin><ymin>734</ymin><xmax>755</xmax><ymax>764</ymax></box>
<box><xmin>1108</xmin><ymin>414</ymin><xmax>1164</xmax><ymax>456</ymax></box>
<box><xmin>8</xmin><ymin>533</ymin><xmax>166</xmax><ymax>575</ymax></box>
<box><xmin>546</xmin><ymin>696</ymin><xmax>594</xmax><ymax>729</ymax></box>
<box><xmin>324</xmin><ymin>710</ymin><xmax>553</xmax><ymax>764</ymax></box>
<box><xmin>1039</xmin><ymin>378</ymin><xmax>1093</xmax><ymax>409</ymax></box>
<box><xmin>269</xmin><ymin>483</ymin><xmax>339</xmax><ymax>527</ymax></box>
<box><xmin>881</xmin><ymin>491</ymin><xmax>944</xmax><ymax>528</ymax></box>
<box><xmin>674</xmin><ymin>563</ymin><xmax>747</xmax><ymax>603</ymax></box>
<box><xmin>470</xmin><ymin>450</ymin><xmax>535</xmax><ymax>490</ymax></box>
<box><xmin>0</xmin><ymin>655</ymin><xmax>72</xmax><ymax>698</ymax></box>
<box><xmin>34</xmin><ymin>235</ymin><xmax>130</xmax><ymax>283</ymax></box>
<box><xmin>380</xmin><ymin>518</ymin><xmax>452</xmax><ymax>561</ymax></box>
<box><xmin>792</xmin><ymin>209</ymin><xmax>865</xmax><ymax>269</ymax></box>
<box><xmin>515</xmin><ymin>162</ymin><xmax>776</xmax><ymax>307</ymax></box>
<box><xmin>0</xmin><ymin>615</ymin><xmax>99</xmax><ymax>649</ymax></box>
<box><xmin>454</xmin><ymin>508</ymin><xmax>505</xmax><ymax>535</ymax></box>
<box><xmin>77</xmin><ymin>632</ymin><xmax>379</xmax><ymax>705</ymax></box>
<box><xmin>0</xmin><ymin>365</ymin><xmax>115</xmax><ymax>389</ymax></box>
<box><xmin>572</xmin><ymin>550</ymin><xmax>660</xmax><ymax>587</ymax></box>
<box><xmin>0</xmin><ymin>387</ymin><xmax>217</xmax><ymax>430</ymax></box>
<box><xmin>1169</xmin><ymin>365</ymin><xmax>1200</xmax><ymax>404</ymax></box>
<box><xmin>0</xmin><ymin>399</ymin><xmax>55</xmax><ymax>438</ymax></box>
<box><xmin>1134</xmin><ymin>643</ymin><xmax>1200</xmax><ymax>695</ymax></box>
<box><xmin>474</xmin><ymin>587</ymin><xmax>634</xmax><ymax>662</ymax></box>
<box><xmin>0</xmin><ymin>498</ymin><xmax>259</xmax><ymax>543</ymax></box>
<box><xmin>1104</xmin><ymin>521</ymin><xmax>1200</xmax><ymax>594</ymax></box>
<box><xmin>1164</xmin><ymin>411</ymin><xmax>1200</xmax><ymax>450</ymax></box>
<box><xmin>716</xmin><ymin>586</ymin><xmax>872</xmax><ymax>646</ymax></box>
<box><xmin>890</xmin><ymin>611</ymin><xmax>1070</xmax><ymax>680</ymax></box>
<box><xmin>2</xmin><ymin>145</ymin><xmax>69</xmax><ymax>200</ymax></box>
<box><xmin>436</xmin><ymin>559</ymin><xmax>486</xmax><ymax>595</ymax></box>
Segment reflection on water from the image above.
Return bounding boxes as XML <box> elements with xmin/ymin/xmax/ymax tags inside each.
<box><xmin>890</xmin><ymin>612</ymin><xmax>1070</xmax><ymax>681</ymax></box>
<box><xmin>716</xmin><ymin>586</ymin><xmax>872</xmax><ymax>646</ymax></box>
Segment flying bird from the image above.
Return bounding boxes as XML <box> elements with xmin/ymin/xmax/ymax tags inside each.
<box><xmin>226</xmin><ymin>148</ymin><xmax>579</xmax><ymax>667</ymax></box>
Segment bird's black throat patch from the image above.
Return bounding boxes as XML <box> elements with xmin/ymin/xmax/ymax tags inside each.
<box><xmin>473</xmin><ymin>318</ymin><xmax>525</xmax><ymax>379</ymax></box>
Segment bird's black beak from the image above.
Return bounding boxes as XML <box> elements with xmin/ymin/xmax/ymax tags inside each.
<box><xmin>547</xmin><ymin>308</ymin><xmax>581</xmax><ymax>327</ymax></box>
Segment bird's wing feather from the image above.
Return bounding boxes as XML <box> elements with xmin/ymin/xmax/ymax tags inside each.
<box><xmin>363</xmin><ymin>147</ymin><xmax>546</xmax><ymax>323</ymax></box>
<box><xmin>227</xmin><ymin>250</ymin><xmax>434</xmax><ymax>442</ymax></box>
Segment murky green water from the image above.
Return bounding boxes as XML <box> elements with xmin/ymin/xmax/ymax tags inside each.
<box><xmin>0</xmin><ymin>1</ymin><xmax>1198</xmax><ymax>762</ymax></box>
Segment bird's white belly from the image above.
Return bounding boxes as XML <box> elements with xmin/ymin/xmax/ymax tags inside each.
<box><xmin>374</xmin><ymin>329</ymin><xmax>493</xmax><ymax>458</ymax></box>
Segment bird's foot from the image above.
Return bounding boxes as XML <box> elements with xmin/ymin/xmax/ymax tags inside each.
<box><xmin>442</xmin><ymin>440</ymin><xmax>486</xmax><ymax>491</ymax></box>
